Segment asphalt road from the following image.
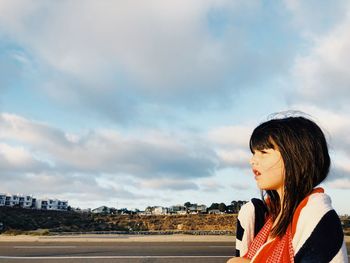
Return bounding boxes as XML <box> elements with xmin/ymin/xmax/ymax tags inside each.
<box><xmin>0</xmin><ymin>241</ymin><xmax>235</xmax><ymax>263</ymax></box>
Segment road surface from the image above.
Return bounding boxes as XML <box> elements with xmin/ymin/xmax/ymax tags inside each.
<box><xmin>0</xmin><ymin>240</ymin><xmax>234</xmax><ymax>262</ymax></box>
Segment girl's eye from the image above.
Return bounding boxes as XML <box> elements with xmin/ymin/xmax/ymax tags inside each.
<box><xmin>260</xmin><ymin>150</ymin><xmax>268</xmax><ymax>154</ymax></box>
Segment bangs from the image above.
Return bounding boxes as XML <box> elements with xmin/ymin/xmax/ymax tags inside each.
<box><xmin>249</xmin><ymin>130</ymin><xmax>276</xmax><ymax>153</ymax></box>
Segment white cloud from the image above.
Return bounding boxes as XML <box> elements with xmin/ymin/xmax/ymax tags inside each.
<box><xmin>207</xmin><ymin>125</ymin><xmax>252</xmax><ymax>148</ymax></box>
<box><xmin>0</xmin><ymin>143</ymin><xmax>34</xmax><ymax>166</ymax></box>
<box><xmin>287</xmin><ymin>105</ymin><xmax>350</xmax><ymax>152</ymax></box>
<box><xmin>0</xmin><ymin>112</ymin><xmax>218</xmax><ymax>180</ymax></box>
<box><xmin>1</xmin><ymin>0</ymin><xmax>349</xmax><ymax>210</ymax></box>
<box><xmin>289</xmin><ymin>2</ymin><xmax>350</xmax><ymax>108</ymax></box>
<box><xmin>0</xmin><ymin>112</ymin><xmax>260</xmax><ymax>204</ymax></box>
<box><xmin>0</xmin><ymin>113</ymin><xmax>70</xmax><ymax>149</ymax></box>
<box><xmin>207</xmin><ymin>125</ymin><xmax>252</xmax><ymax>169</ymax></box>
<box><xmin>139</xmin><ymin>178</ymin><xmax>198</xmax><ymax>191</ymax></box>
<box><xmin>333</xmin><ymin>158</ymin><xmax>350</xmax><ymax>174</ymax></box>
<box><xmin>0</xmin><ymin>171</ymin><xmax>143</xmax><ymax>203</ymax></box>
<box><xmin>326</xmin><ymin>178</ymin><xmax>350</xmax><ymax>189</ymax></box>
<box><xmin>199</xmin><ymin>180</ymin><xmax>223</xmax><ymax>192</ymax></box>
<box><xmin>0</xmin><ymin>0</ymin><xmax>287</xmax><ymax>123</ymax></box>
<box><xmin>0</xmin><ymin>1</ymin><xmax>238</xmax><ymax>90</ymax></box>
<box><xmin>283</xmin><ymin>0</ymin><xmax>348</xmax><ymax>35</ymax></box>
<box><xmin>215</xmin><ymin>149</ymin><xmax>250</xmax><ymax>168</ymax></box>
<box><xmin>231</xmin><ymin>182</ymin><xmax>251</xmax><ymax>190</ymax></box>
<box><xmin>0</xmin><ymin>143</ymin><xmax>51</xmax><ymax>175</ymax></box>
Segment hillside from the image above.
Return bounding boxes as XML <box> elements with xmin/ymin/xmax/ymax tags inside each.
<box><xmin>0</xmin><ymin>207</ymin><xmax>236</xmax><ymax>233</ymax></box>
<box><xmin>1</xmin><ymin>207</ymin><xmax>349</xmax><ymax>235</ymax></box>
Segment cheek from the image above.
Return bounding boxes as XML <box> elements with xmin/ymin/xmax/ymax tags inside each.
<box><xmin>279</xmin><ymin>160</ymin><xmax>285</xmax><ymax>176</ymax></box>
<box><xmin>262</xmin><ymin>158</ymin><xmax>283</xmax><ymax>171</ymax></box>
<box><xmin>276</xmin><ymin>161</ymin><xmax>285</xmax><ymax>177</ymax></box>
<box><xmin>276</xmin><ymin>165</ymin><xmax>285</xmax><ymax>185</ymax></box>
<box><xmin>264</xmin><ymin>170</ymin><xmax>285</xmax><ymax>190</ymax></box>
<box><xmin>268</xmin><ymin>161</ymin><xmax>285</xmax><ymax>183</ymax></box>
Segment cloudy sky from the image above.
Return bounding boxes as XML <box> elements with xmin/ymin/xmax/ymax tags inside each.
<box><xmin>1</xmin><ymin>0</ymin><xmax>350</xmax><ymax>214</ymax></box>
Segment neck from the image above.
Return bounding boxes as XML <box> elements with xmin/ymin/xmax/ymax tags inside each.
<box><xmin>277</xmin><ymin>187</ymin><xmax>284</xmax><ymax>205</ymax></box>
<box><xmin>274</xmin><ymin>188</ymin><xmax>284</xmax><ymax>224</ymax></box>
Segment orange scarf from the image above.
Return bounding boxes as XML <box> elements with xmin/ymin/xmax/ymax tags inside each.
<box><xmin>243</xmin><ymin>188</ymin><xmax>324</xmax><ymax>262</ymax></box>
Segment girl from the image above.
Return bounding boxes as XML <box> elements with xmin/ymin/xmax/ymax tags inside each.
<box><xmin>227</xmin><ymin>115</ymin><xmax>348</xmax><ymax>262</ymax></box>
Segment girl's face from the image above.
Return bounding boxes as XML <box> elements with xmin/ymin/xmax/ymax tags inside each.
<box><xmin>250</xmin><ymin>147</ymin><xmax>285</xmax><ymax>196</ymax></box>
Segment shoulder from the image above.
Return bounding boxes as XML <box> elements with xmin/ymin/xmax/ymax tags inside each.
<box><xmin>238</xmin><ymin>198</ymin><xmax>267</xmax><ymax>234</ymax></box>
<box><xmin>303</xmin><ymin>192</ymin><xmax>333</xmax><ymax>213</ymax></box>
<box><xmin>293</xmin><ymin>192</ymin><xmax>336</xmax><ymax>237</ymax></box>
<box><xmin>236</xmin><ymin>199</ymin><xmax>266</xmax><ymax>257</ymax></box>
<box><xmin>293</xmin><ymin>192</ymin><xmax>345</xmax><ymax>262</ymax></box>
<box><xmin>238</xmin><ymin>198</ymin><xmax>266</xmax><ymax>221</ymax></box>
<box><xmin>238</xmin><ymin>201</ymin><xmax>256</xmax><ymax>221</ymax></box>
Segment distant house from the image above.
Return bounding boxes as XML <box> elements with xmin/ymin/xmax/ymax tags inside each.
<box><xmin>153</xmin><ymin>206</ymin><xmax>168</xmax><ymax>215</ymax></box>
<box><xmin>169</xmin><ymin>205</ymin><xmax>187</xmax><ymax>215</ymax></box>
<box><xmin>143</xmin><ymin>206</ymin><xmax>168</xmax><ymax>215</ymax></box>
<box><xmin>116</xmin><ymin>208</ymin><xmax>134</xmax><ymax>215</ymax></box>
<box><xmin>92</xmin><ymin>206</ymin><xmax>110</xmax><ymax>214</ymax></box>
<box><xmin>36</xmin><ymin>199</ymin><xmax>68</xmax><ymax>211</ymax></box>
<box><xmin>208</xmin><ymin>209</ymin><xmax>223</xmax><ymax>214</ymax></box>
<box><xmin>0</xmin><ymin>193</ymin><xmax>67</xmax><ymax>211</ymax></box>
<box><xmin>188</xmin><ymin>204</ymin><xmax>207</xmax><ymax>214</ymax></box>
<box><xmin>0</xmin><ymin>194</ymin><xmax>36</xmax><ymax>208</ymax></box>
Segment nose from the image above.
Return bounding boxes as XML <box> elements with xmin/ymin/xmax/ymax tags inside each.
<box><xmin>250</xmin><ymin>155</ymin><xmax>257</xmax><ymax>166</ymax></box>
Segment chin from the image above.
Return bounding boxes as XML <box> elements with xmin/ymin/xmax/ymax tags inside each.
<box><xmin>257</xmin><ymin>184</ymin><xmax>271</xmax><ymax>191</ymax></box>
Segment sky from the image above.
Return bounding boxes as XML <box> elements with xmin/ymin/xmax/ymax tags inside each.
<box><xmin>0</xmin><ymin>0</ymin><xmax>350</xmax><ymax>214</ymax></box>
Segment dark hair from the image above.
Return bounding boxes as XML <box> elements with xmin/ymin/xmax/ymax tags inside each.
<box><xmin>249</xmin><ymin>115</ymin><xmax>330</xmax><ymax>237</ymax></box>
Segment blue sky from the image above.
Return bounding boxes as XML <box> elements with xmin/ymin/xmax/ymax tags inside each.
<box><xmin>0</xmin><ymin>0</ymin><xmax>350</xmax><ymax>214</ymax></box>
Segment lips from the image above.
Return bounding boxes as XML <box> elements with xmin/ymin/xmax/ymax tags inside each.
<box><xmin>253</xmin><ymin>168</ymin><xmax>261</xmax><ymax>177</ymax></box>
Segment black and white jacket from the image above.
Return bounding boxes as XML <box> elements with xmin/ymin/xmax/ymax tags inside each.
<box><xmin>235</xmin><ymin>192</ymin><xmax>348</xmax><ymax>262</ymax></box>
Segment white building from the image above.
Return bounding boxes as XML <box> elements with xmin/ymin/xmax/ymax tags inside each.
<box><xmin>188</xmin><ymin>204</ymin><xmax>207</xmax><ymax>214</ymax></box>
<box><xmin>0</xmin><ymin>193</ymin><xmax>35</xmax><ymax>208</ymax></box>
<box><xmin>153</xmin><ymin>206</ymin><xmax>168</xmax><ymax>215</ymax></box>
<box><xmin>91</xmin><ymin>206</ymin><xmax>110</xmax><ymax>214</ymax></box>
<box><xmin>36</xmin><ymin>198</ymin><xmax>68</xmax><ymax>211</ymax></box>
<box><xmin>0</xmin><ymin>194</ymin><xmax>6</xmax><ymax>206</ymax></box>
<box><xmin>0</xmin><ymin>193</ymin><xmax>67</xmax><ymax>211</ymax></box>
<box><xmin>169</xmin><ymin>205</ymin><xmax>187</xmax><ymax>214</ymax></box>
